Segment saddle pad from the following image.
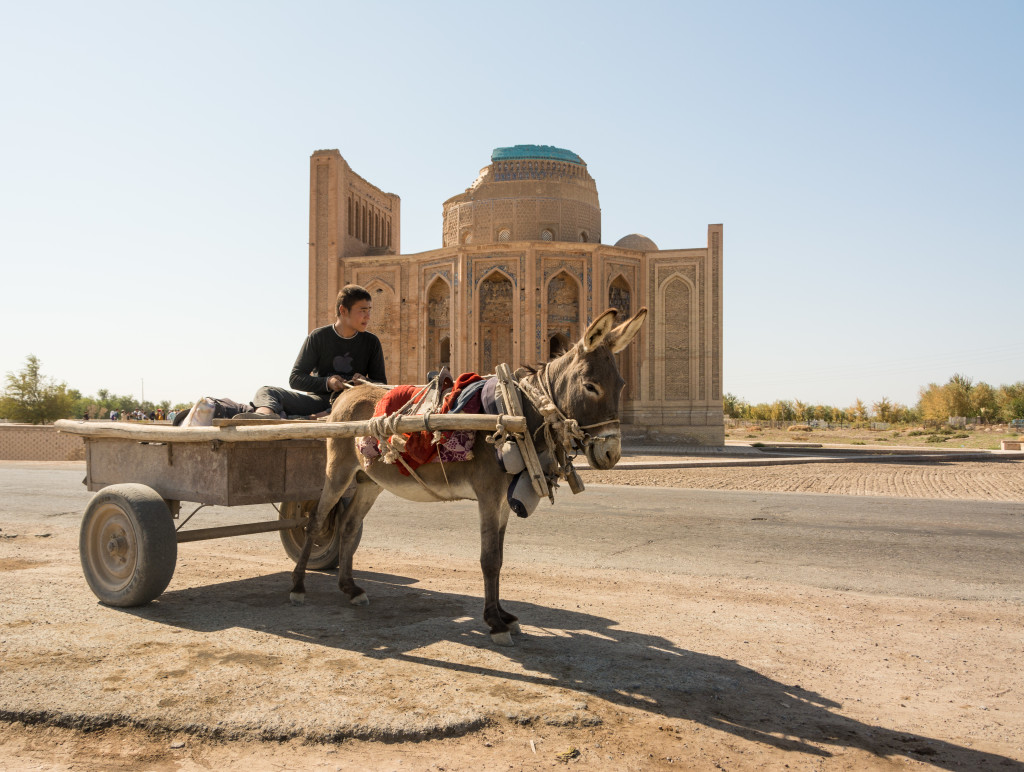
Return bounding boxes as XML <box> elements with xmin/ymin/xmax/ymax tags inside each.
<box><xmin>361</xmin><ymin>374</ymin><xmax>493</xmax><ymax>473</ymax></box>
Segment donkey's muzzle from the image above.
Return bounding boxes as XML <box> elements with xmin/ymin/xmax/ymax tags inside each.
<box><xmin>585</xmin><ymin>434</ymin><xmax>621</xmax><ymax>470</ymax></box>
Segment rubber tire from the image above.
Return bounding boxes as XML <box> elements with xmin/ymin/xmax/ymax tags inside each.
<box><xmin>79</xmin><ymin>483</ymin><xmax>177</xmax><ymax>607</ymax></box>
<box><xmin>278</xmin><ymin>498</ymin><xmax>343</xmax><ymax>570</ymax></box>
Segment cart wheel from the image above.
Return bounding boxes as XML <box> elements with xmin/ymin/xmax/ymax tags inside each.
<box><xmin>279</xmin><ymin>499</ymin><xmax>342</xmax><ymax>570</ymax></box>
<box><xmin>79</xmin><ymin>483</ymin><xmax>177</xmax><ymax>607</ymax></box>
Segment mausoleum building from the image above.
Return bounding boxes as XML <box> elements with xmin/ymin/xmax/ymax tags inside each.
<box><xmin>307</xmin><ymin>145</ymin><xmax>724</xmax><ymax>444</ymax></box>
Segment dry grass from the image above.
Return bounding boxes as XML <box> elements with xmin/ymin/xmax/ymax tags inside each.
<box><xmin>726</xmin><ymin>424</ymin><xmax>1022</xmax><ymax>450</ymax></box>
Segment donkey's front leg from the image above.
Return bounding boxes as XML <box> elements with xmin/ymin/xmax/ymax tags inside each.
<box><xmin>336</xmin><ymin>474</ymin><xmax>381</xmax><ymax>606</ymax></box>
<box><xmin>480</xmin><ymin>495</ymin><xmax>516</xmax><ymax>646</ymax></box>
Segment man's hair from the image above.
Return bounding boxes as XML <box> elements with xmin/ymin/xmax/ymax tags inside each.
<box><xmin>336</xmin><ymin>284</ymin><xmax>372</xmax><ymax>316</ymax></box>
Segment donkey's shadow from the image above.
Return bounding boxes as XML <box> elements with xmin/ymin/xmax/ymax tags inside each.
<box><xmin>129</xmin><ymin>569</ymin><xmax>1019</xmax><ymax>770</ymax></box>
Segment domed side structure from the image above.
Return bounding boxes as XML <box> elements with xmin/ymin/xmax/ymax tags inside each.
<box><xmin>442</xmin><ymin>145</ymin><xmax>601</xmax><ymax>246</ymax></box>
<box><xmin>614</xmin><ymin>233</ymin><xmax>659</xmax><ymax>252</ymax></box>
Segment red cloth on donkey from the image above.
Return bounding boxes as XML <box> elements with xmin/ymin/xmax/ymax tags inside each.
<box><xmin>370</xmin><ymin>373</ymin><xmax>484</xmax><ymax>474</ymax></box>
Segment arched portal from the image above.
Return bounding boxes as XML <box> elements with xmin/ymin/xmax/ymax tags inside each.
<box><xmin>364</xmin><ymin>280</ymin><xmax>397</xmax><ymax>380</ymax></box>
<box><xmin>662</xmin><ymin>277</ymin><xmax>692</xmax><ymax>400</ymax></box>
<box><xmin>426</xmin><ymin>277</ymin><xmax>451</xmax><ymax>373</ymax></box>
<box><xmin>609</xmin><ymin>275</ymin><xmax>633</xmax><ymax>399</ymax></box>
<box><xmin>439</xmin><ymin>336</ymin><xmax>451</xmax><ymax>370</ymax></box>
<box><xmin>545</xmin><ymin>271</ymin><xmax>579</xmax><ymax>353</ymax></box>
<box><xmin>478</xmin><ymin>271</ymin><xmax>514</xmax><ymax>374</ymax></box>
<box><xmin>549</xmin><ymin>333</ymin><xmax>570</xmax><ymax>360</ymax></box>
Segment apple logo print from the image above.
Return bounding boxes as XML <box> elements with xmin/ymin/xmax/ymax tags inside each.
<box><xmin>333</xmin><ymin>353</ymin><xmax>353</xmax><ymax>375</ymax></box>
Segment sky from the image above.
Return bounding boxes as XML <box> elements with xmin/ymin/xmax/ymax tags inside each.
<box><xmin>1</xmin><ymin>1</ymin><xmax>1022</xmax><ymax>410</ymax></box>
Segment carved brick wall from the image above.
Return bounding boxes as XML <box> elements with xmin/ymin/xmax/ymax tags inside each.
<box><xmin>0</xmin><ymin>425</ymin><xmax>85</xmax><ymax>461</ymax></box>
<box><xmin>711</xmin><ymin>227</ymin><xmax>722</xmax><ymax>400</ymax></box>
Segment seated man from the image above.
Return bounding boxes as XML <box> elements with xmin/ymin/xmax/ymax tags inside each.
<box><xmin>246</xmin><ymin>284</ymin><xmax>387</xmax><ymax>418</ymax></box>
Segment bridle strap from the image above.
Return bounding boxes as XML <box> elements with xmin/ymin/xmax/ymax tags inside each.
<box><xmin>517</xmin><ymin>364</ymin><xmax>620</xmax><ymax>472</ymax></box>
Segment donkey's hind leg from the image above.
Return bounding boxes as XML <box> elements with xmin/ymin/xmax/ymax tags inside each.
<box><xmin>335</xmin><ymin>472</ymin><xmax>381</xmax><ymax>606</ymax></box>
<box><xmin>480</xmin><ymin>492</ymin><xmax>517</xmax><ymax>646</ymax></box>
<box><xmin>290</xmin><ymin>454</ymin><xmax>358</xmax><ymax>604</ymax></box>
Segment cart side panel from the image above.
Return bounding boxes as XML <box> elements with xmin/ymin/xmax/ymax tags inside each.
<box><xmin>86</xmin><ymin>438</ymin><xmax>232</xmax><ymax>504</ymax></box>
<box><xmin>224</xmin><ymin>441</ymin><xmax>326</xmax><ymax>505</ymax></box>
<box><xmin>85</xmin><ymin>438</ymin><xmax>326</xmax><ymax>506</ymax></box>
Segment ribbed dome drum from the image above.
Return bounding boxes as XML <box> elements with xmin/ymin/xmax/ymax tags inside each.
<box><xmin>442</xmin><ymin>145</ymin><xmax>601</xmax><ymax>246</ymax></box>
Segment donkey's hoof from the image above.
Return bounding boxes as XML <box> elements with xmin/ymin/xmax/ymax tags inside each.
<box><xmin>490</xmin><ymin>631</ymin><xmax>515</xmax><ymax>647</ymax></box>
<box><xmin>289</xmin><ymin>592</ymin><xmax>305</xmax><ymax>606</ymax></box>
<box><xmin>508</xmin><ymin>621</ymin><xmax>522</xmax><ymax>635</ymax></box>
<box><xmin>349</xmin><ymin>592</ymin><xmax>369</xmax><ymax>607</ymax></box>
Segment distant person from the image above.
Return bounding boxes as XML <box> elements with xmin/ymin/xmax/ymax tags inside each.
<box><xmin>243</xmin><ymin>285</ymin><xmax>387</xmax><ymax>419</ymax></box>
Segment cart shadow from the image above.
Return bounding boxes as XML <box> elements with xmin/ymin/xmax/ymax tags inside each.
<box><xmin>126</xmin><ymin>570</ymin><xmax>1018</xmax><ymax>769</ymax></box>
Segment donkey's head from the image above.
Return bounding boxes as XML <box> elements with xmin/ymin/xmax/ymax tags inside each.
<box><xmin>542</xmin><ymin>307</ymin><xmax>648</xmax><ymax>470</ymax></box>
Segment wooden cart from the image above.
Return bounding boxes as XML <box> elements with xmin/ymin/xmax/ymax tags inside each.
<box><xmin>55</xmin><ymin>415</ymin><xmax>524</xmax><ymax>607</ymax></box>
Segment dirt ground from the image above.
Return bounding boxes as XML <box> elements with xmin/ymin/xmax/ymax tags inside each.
<box><xmin>580</xmin><ymin>456</ymin><xmax>1024</xmax><ymax>501</ymax></box>
<box><xmin>724</xmin><ymin>423</ymin><xmax>1023</xmax><ymax>451</ymax></box>
<box><xmin>2</xmin><ymin>454</ymin><xmax>1023</xmax><ymax>771</ymax></box>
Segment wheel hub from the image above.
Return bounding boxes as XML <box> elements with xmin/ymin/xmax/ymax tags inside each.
<box><xmin>106</xmin><ymin>531</ymin><xmax>128</xmax><ymax>560</ymax></box>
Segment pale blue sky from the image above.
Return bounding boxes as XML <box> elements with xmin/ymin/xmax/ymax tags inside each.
<box><xmin>1</xmin><ymin>1</ymin><xmax>1021</xmax><ymax>409</ymax></box>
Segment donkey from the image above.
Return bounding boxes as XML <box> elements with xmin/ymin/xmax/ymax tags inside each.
<box><xmin>290</xmin><ymin>307</ymin><xmax>648</xmax><ymax>645</ymax></box>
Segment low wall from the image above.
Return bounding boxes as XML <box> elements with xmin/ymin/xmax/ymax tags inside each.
<box><xmin>0</xmin><ymin>424</ymin><xmax>86</xmax><ymax>461</ymax></box>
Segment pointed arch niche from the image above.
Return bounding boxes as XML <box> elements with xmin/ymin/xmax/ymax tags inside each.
<box><xmin>545</xmin><ymin>270</ymin><xmax>580</xmax><ymax>359</ymax></box>
<box><xmin>478</xmin><ymin>270</ymin><xmax>514</xmax><ymax>374</ymax></box>
<box><xmin>657</xmin><ymin>274</ymin><xmax>697</xmax><ymax>401</ymax></box>
<box><xmin>608</xmin><ymin>274</ymin><xmax>635</xmax><ymax>400</ymax></box>
<box><xmin>364</xmin><ymin>279</ymin><xmax>398</xmax><ymax>380</ymax></box>
<box><xmin>426</xmin><ymin>276</ymin><xmax>451</xmax><ymax>372</ymax></box>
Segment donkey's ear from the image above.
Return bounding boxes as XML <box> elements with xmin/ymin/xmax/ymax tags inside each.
<box><xmin>581</xmin><ymin>309</ymin><xmax>619</xmax><ymax>353</ymax></box>
<box><xmin>606</xmin><ymin>307</ymin><xmax>648</xmax><ymax>354</ymax></box>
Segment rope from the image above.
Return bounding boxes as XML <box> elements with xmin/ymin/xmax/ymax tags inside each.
<box><xmin>485</xmin><ymin>414</ymin><xmax>515</xmax><ymax>447</ymax></box>
<box><xmin>517</xmin><ymin>366</ymin><xmax>618</xmax><ymax>456</ymax></box>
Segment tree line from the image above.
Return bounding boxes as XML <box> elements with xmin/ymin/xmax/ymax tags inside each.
<box><xmin>3</xmin><ymin>355</ymin><xmax>1022</xmax><ymax>427</ymax></box>
<box><xmin>727</xmin><ymin>373</ymin><xmax>1024</xmax><ymax>425</ymax></box>
<box><xmin>0</xmin><ymin>355</ymin><xmax>192</xmax><ymax>424</ymax></box>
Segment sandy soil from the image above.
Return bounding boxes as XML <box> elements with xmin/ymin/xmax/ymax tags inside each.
<box><xmin>2</xmin><ymin>455</ymin><xmax>1023</xmax><ymax>771</ymax></box>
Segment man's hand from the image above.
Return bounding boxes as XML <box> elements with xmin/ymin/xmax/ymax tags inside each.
<box><xmin>327</xmin><ymin>375</ymin><xmax>345</xmax><ymax>391</ymax></box>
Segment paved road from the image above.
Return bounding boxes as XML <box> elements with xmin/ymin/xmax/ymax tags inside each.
<box><xmin>2</xmin><ymin>462</ymin><xmax>1021</xmax><ymax>603</ymax></box>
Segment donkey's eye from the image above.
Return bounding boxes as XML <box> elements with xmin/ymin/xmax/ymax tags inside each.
<box><xmin>584</xmin><ymin>382</ymin><xmax>601</xmax><ymax>396</ymax></box>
